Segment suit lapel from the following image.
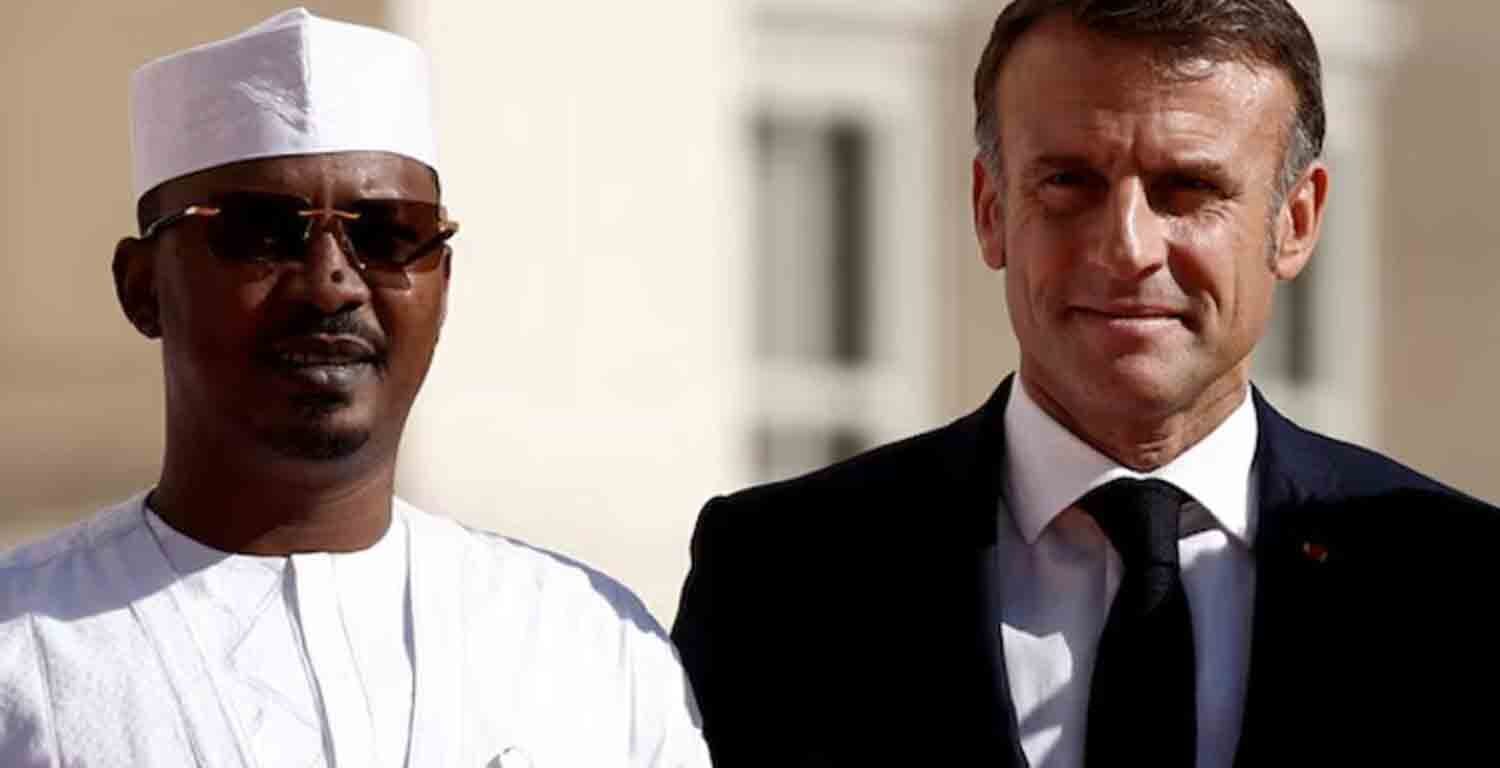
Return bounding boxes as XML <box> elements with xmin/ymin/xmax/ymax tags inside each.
<box><xmin>1233</xmin><ymin>390</ymin><xmax>1338</xmax><ymax>766</ymax></box>
<box><xmin>951</xmin><ymin>376</ymin><xmax>1030</xmax><ymax>767</ymax></box>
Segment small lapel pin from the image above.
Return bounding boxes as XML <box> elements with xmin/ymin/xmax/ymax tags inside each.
<box><xmin>1301</xmin><ymin>541</ymin><xmax>1330</xmax><ymax>564</ymax></box>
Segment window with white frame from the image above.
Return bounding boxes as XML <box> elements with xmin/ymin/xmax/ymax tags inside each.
<box><xmin>747</xmin><ymin>4</ymin><xmax>951</xmax><ymax>482</ymax></box>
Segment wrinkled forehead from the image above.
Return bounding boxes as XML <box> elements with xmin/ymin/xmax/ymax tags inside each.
<box><xmin>139</xmin><ymin>151</ymin><xmax>439</xmax><ymax>227</ymax></box>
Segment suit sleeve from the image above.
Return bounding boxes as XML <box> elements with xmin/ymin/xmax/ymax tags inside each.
<box><xmin>670</xmin><ymin>496</ymin><xmax>738</xmax><ymax>765</ymax></box>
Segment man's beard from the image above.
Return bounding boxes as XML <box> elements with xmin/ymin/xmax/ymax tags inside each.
<box><xmin>257</xmin><ymin>393</ymin><xmax>371</xmax><ymax>461</ymax></box>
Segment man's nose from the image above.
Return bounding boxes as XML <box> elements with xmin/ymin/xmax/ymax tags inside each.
<box><xmin>1090</xmin><ymin>178</ymin><xmax>1166</xmax><ymax>278</ymax></box>
<box><xmin>292</xmin><ymin>228</ymin><xmax>372</xmax><ymax>313</ymax></box>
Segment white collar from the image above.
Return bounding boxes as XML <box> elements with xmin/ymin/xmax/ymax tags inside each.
<box><xmin>142</xmin><ymin>499</ymin><xmax>403</xmax><ymax>577</ymax></box>
<box><xmin>1002</xmin><ymin>378</ymin><xmax>1258</xmax><ymax>546</ymax></box>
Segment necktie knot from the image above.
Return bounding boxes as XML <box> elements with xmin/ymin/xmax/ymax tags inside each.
<box><xmin>1077</xmin><ymin>477</ymin><xmax>1187</xmax><ymax>570</ymax></box>
<box><xmin>1077</xmin><ymin>478</ymin><xmax>1189</xmax><ymax>616</ymax></box>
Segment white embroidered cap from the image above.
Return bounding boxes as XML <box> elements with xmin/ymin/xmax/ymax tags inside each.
<box><xmin>129</xmin><ymin>7</ymin><xmax>437</xmax><ymax>200</ymax></box>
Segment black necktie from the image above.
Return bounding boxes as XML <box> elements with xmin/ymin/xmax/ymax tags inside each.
<box><xmin>1077</xmin><ymin>478</ymin><xmax>1196</xmax><ymax>767</ymax></box>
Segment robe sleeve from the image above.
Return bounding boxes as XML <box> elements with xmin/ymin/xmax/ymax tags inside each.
<box><xmin>622</xmin><ymin>600</ymin><xmax>713</xmax><ymax>768</ymax></box>
<box><xmin>0</xmin><ymin>613</ymin><xmax>59</xmax><ymax>767</ymax></box>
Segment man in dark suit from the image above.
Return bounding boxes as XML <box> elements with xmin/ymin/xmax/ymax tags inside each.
<box><xmin>672</xmin><ymin>1</ymin><xmax>1500</xmax><ymax>766</ymax></box>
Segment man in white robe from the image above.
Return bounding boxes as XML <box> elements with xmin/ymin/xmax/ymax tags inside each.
<box><xmin>0</xmin><ymin>9</ymin><xmax>710</xmax><ymax>767</ymax></box>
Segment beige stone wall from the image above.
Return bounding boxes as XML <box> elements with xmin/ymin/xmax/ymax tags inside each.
<box><xmin>0</xmin><ymin>0</ymin><xmax>384</xmax><ymax>546</ymax></box>
<box><xmin>388</xmin><ymin>0</ymin><xmax>749</xmax><ymax>622</ymax></box>
<box><xmin>0</xmin><ymin>0</ymin><xmax>750</xmax><ymax>623</ymax></box>
<box><xmin>4</xmin><ymin>0</ymin><xmax>1495</xmax><ymax>571</ymax></box>
<box><xmin>1380</xmin><ymin>2</ymin><xmax>1500</xmax><ymax>503</ymax></box>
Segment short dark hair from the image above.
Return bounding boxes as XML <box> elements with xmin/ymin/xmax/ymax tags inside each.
<box><xmin>973</xmin><ymin>0</ymin><xmax>1324</xmax><ymax>197</ymax></box>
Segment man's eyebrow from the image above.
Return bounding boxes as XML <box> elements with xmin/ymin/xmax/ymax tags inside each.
<box><xmin>1020</xmin><ymin>154</ymin><xmax>1236</xmax><ymax>182</ymax></box>
<box><xmin>1162</xmin><ymin>156</ymin><xmax>1233</xmax><ymax>180</ymax></box>
<box><xmin>1021</xmin><ymin>154</ymin><xmax>1098</xmax><ymax>181</ymax></box>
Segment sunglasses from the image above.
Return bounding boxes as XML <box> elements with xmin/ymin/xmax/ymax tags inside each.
<box><xmin>141</xmin><ymin>191</ymin><xmax>459</xmax><ymax>289</ymax></box>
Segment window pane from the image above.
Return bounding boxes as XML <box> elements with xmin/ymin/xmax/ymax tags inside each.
<box><xmin>754</xmin><ymin>114</ymin><xmax>871</xmax><ymax>364</ymax></box>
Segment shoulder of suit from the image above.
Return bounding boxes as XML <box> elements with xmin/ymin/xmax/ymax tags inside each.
<box><xmin>396</xmin><ymin>498</ymin><xmax>669</xmax><ymax>640</ymax></box>
<box><xmin>687</xmin><ymin>409</ymin><xmax>992</xmax><ymax>557</ymax></box>
<box><xmin>1272</xmin><ymin>416</ymin><xmax>1494</xmax><ymax>509</ymax></box>
<box><xmin>1260</xmin><ymin>415</ymin><xmax>1500</xmax><ymax>545</ymax></box>
<box><xmin>718</xmin><ymin>411</ymin><xmax>982</xmax><ymax>513</ymax></box>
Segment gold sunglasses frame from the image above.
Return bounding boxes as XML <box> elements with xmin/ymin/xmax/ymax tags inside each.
<box><xmin>139</xmin><ymin>199</ymin><xmax>460</xmax><ymax>268</ymax></box>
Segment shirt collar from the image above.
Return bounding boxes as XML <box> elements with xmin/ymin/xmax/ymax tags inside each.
<box><xmin>142</xmin><ymin>496</ymin><xmax>401</xmax><ymax>576</ymax></box>
<box><xmin>1002</xmin><ymin>378</ymin><xmax>1258</xmax><ymax>546</ymax></box>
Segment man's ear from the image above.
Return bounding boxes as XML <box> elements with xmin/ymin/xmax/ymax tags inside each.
<box><xmin>1270</xmin><ymin>161</ymin><xmax>1330</xmax><ymax>281</ymax></box>
<box><xmin>973</xmin><ymin>155</ymin><xmax>1006</xmax><ymax>271</ymax></box>
<box><xmin>113</xmin><ymin>236</ymin><xmax>161</xmax><ymax>339</ymax></box>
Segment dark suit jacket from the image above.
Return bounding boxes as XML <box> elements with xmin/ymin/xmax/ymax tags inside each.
<box><xmin>672</xmin><ymin>377</ymin><xmax>1500</xmax><ymax>767</ymax></box>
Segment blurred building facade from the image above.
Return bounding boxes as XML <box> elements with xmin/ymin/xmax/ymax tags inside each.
<box><xmin>2</xmin><ymin>0</ymin><xmax>1496</xmax><ymax>622</ymax></box>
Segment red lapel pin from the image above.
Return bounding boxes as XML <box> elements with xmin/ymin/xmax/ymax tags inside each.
<box><xmin>1302</xmin><ymin>541</ymin><xmax>1330</xmax><ymax>564</ymax></box>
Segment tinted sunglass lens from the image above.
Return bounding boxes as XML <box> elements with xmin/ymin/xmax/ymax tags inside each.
<box><xmin>215</xmin><ymin>195</ymin><xmax>307</xmax><ymax>263</ymax></box>
<box><xmin>348</xmin><ymin>201</ymin><xmax>441</xmax><ymax>269</ymax></box>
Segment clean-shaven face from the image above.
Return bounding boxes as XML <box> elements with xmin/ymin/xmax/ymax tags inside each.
<box><xmin>986</xmin><ymin>15</ymin><xmax>1300</xmax><ymax>428</ymax></box>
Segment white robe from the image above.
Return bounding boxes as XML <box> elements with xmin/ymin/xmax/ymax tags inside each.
<box><xmin>138</xmin><ymin>501</ymin><xmax>414</xmax><ymax>768</ymax></box>
<box><xmin>0</xmin><ymin>492</ymin><xmax>711</xmax><ymax>768</ymax></box>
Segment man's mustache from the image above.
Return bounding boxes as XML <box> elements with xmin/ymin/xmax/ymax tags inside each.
<box><xmin>257</xmin><ymin>307</ymin><xmax>388</xmax><ymax>359</ymax></box>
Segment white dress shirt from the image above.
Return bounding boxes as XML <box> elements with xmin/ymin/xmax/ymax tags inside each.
<box><xmin>999</xmin><ymin>381</ymin><xmax>1259</xmax><ymax>768</ymax></box>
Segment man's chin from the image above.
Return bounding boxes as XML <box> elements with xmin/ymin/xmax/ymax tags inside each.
<box><xmin>261</xmin><ymin>424</ymin><xmax>372</xmax><ymax>461</ymax></box>
<box><xmin>1084</xmin><ymin>355</ymin><xmax>1200</xmax><ymax>412</ymax></box>
<box><xmin>250</xmin><ymin>393</ymin><xmax>377</xmax><ymax>461</ymax></box>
